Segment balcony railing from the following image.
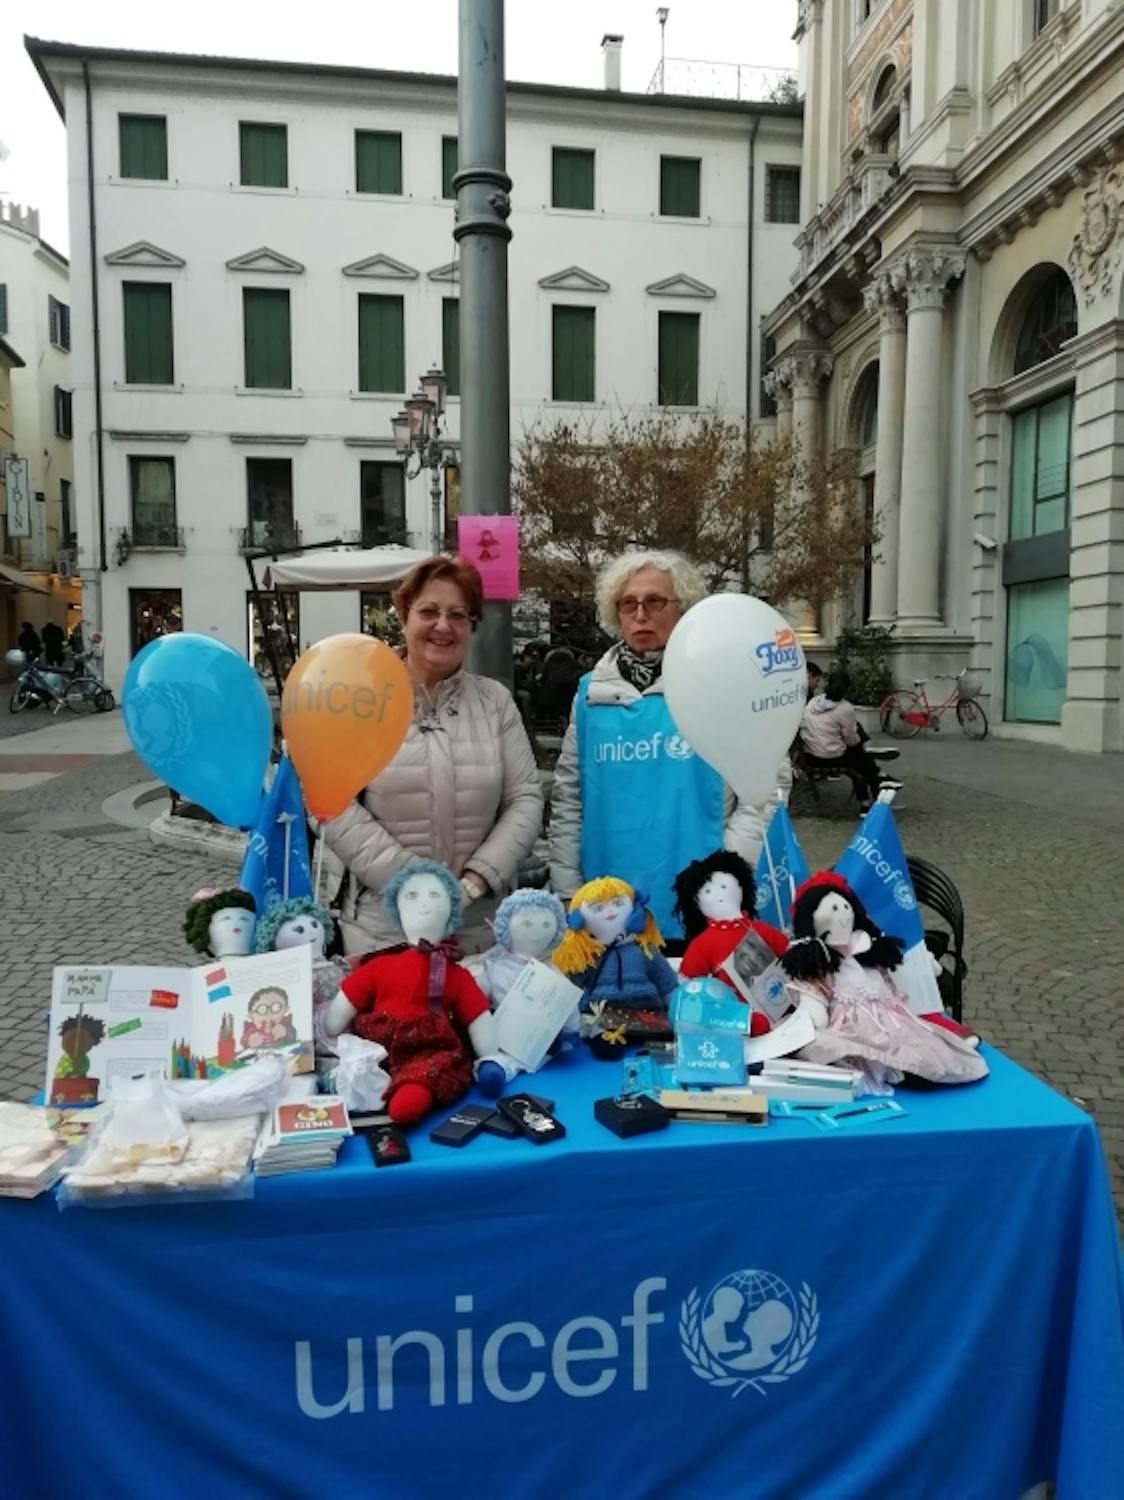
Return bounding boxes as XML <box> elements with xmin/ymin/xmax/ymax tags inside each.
<box><xmin>793</xmin><ymin>154</ymin><xmax>898</xmax><ymax>284</ymax></box>
<box><xmin>647</xmin><ymin>57</ymin><xmax>799</xmax><ymax>104</ymax></box>
<box><xmin>239</xmin><ymin>520</ymin><xmax>302</xmax><ymax>554</ymax></box>
<box><xmin>132</xmin><ymin>522</ymin><xmax>186</xmax><ymax>551</ymax></box>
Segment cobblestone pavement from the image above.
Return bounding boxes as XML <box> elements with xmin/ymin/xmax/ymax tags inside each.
<box><xmin>792</xmin><ymin>735</ymin><xmax>1124</xmax><ymax>1221</ymax></box>
<box><xmin>0</xmin><ymin>733</ymin><xmax>1120</xmax><ymax>1225</ymax></box>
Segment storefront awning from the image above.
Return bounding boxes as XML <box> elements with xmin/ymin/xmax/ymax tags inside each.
<box><xmin>264</xmin><ymin>545</ymin><xmax>434</xmax><ymax>592</ymax></box>
<box><xmin>0</xmin><ymin>561</ymin><xmax>51</xmax><ymax>595</ymax></box>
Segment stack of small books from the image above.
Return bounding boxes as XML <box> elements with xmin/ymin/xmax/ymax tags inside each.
<box><xmin>253</xmin><ymin>1095</ymin><xmax>352</xmax><ymax>1176</ymax></box>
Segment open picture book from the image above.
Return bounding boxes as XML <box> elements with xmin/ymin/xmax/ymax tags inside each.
<box><xmin>45</xmin><ymin>947</ymin><xmax>314</xmax><ymax>1105</ymax></box>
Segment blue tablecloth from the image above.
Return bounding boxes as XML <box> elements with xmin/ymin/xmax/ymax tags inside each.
<box><xmin>1</xmin><ymin>1044</ymin><xmax>1122</xmax><ymax>1500</ymax></box>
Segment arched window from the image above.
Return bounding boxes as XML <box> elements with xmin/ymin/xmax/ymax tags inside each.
<box><xmin>1013</xmin><ymin>270</ymin><xmax>1077</xmax><ymax>374</ymax></box>
<box><xmin>852</xmin><ymin>363</ymin><xmax>879</xmax><ymax>449</ymax></box>
<box><xmin>872</xmin><ymin>66</ymin><xmax>896</xmax><ymax>111</ymax></box>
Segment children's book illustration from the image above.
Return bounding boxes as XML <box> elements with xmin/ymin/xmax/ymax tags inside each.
<box><xmin>46</xmin><ymin>948</ymin><xmax>313</xmax><ymax>1103</ymax></box>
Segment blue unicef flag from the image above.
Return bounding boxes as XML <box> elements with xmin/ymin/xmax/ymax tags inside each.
<box><xmin>754</xmin><ymin>804</ymin><xmax>810</xmax><ymax>933</ymax></box>
<box><xmin>238</xmin><ymin>754</ymin><xmax>312</xmax><ymax>913</ymax></box>
<box><xmin>834</xmin><ymin>799</ymin><xmax>942</xmax><ymax>1014</ymax></box>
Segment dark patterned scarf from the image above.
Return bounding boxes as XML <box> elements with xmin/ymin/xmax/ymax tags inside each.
<box><xmin>616</xmin><ymin>643</ymin><xmax>664</xmax><ymax>692</ymax></box>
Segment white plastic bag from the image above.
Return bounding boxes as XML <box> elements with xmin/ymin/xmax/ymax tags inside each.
<box><xmin>332</xmin><ymin>1034</ymin><xmax>391</xmax><ymax>1113</ymax></box>
<box><xmin>173</xmin><ymin>1053</ymin><xmax>289</xmax><ymax>1121</ymax></box>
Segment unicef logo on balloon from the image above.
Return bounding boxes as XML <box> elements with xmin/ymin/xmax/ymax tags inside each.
<box><xmin>680</xmin><ymin>1269</ymin><xmax>819</xmax><ymax>1397</ymax></box>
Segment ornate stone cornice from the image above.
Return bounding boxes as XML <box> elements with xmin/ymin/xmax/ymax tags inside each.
<box><xmin>794</xmin><ymin>0</ymin><xmax>823</xmax><ymax>43</ymax></box>
<box><xmin>889</xmin><ymin>247</ymin><xmax>965</xmax><ymax>312</ymax></box>
<box><xmin>1068</xmin><ymin>164</ymin><xmax>1124</xmax><ymax>305</ymax></box>
<box><xmin>861</xmin><ymin>272</ymin><xmax>905</xmax><ymax>332</ymax></box>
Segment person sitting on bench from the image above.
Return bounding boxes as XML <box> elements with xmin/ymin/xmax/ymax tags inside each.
<box><xmin>799</xmin><ymin>670</ymin><xmax>901</xmax><ymax>812</ymax></box>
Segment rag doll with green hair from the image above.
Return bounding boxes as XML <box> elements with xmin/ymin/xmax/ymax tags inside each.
<box><xmin>254</xmin><ymin>895</ymin><xmax>347</xmax><ymax>1062</ymax></box>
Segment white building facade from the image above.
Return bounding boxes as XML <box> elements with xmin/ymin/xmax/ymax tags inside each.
<box><xmin>29</xmin><ymin>38</ymin><xmax>802</xmax><ymax>692</ymax></box>
<box><xmin>0</xmin><ymin>202</ymin><xmax>76</xmax><ymax>652</ymax></box>
<box><xmin>763</xmin><ymin>0</ymin><xmax>1124</xmax><ymax>751</ymax></box>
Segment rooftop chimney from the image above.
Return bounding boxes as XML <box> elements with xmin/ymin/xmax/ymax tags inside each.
<box><xmin>602</xmin><ymin>34</ymin><xmax>623</xmax><ymax>92</ymax></box>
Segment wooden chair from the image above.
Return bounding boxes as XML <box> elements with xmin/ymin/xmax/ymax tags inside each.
<box><xmin>906</xmin><ymin>855</ymin><xmax>966</xmax><ymax>1022</ymax></box>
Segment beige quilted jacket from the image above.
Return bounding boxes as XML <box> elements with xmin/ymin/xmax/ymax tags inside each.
<box><xmin>323</xmin><ymin>670</ymin><xmax>544</xmax><ymax>955</ymax></box>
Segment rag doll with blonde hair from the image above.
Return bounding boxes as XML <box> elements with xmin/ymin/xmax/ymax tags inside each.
<box><xmin>554</xmin><ymin>876</ymin><xmax>678</xmax><ymax>1011</ymax></box>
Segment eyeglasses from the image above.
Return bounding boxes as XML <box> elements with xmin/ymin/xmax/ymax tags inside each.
<box><xmin>413</xmin><ymin>604</ymin><xmax>474</xmax><ymax>627</ymax></box>
<box><xmin>617</xmin><ymin>595</ymin><xmax>678</xmax><ymax>617</ymax></box>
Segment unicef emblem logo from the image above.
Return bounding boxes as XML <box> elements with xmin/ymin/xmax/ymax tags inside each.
<box><xmin>664</xmin><ymin>735</ymin><xmax>695</xmax><ymax>761</ymax></box>
<box><xmin>893</xmin><ymin>880</ymin><xmax>916</xmax><ymax>911</ymax></box>
<box><xmin>680</xmin><ymin>1270</ymin><xmax>818</xmax><ymax>1397</ymax></box>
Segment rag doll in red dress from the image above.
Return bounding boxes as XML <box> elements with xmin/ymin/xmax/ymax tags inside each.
<box><xmin>672</xmin><ymin>851</ymin><xmax>789</xmax><ymax>1037</ymax></box>
<box><xmin>322</xmin><ymin>861</ymin><xmax>512</xmax><ymax>1126</ymax></box>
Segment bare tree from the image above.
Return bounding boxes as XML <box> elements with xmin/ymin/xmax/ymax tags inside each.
<box><xmin>514</xmin><ymin>411</ymin><xmax>872</xmax><ymax>624</ymax></box>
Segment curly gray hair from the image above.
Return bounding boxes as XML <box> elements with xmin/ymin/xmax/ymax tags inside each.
<box><xmin>594</xmin><ymin>549</ymin><xmax>707</xmax><ymax>638</ymax></box>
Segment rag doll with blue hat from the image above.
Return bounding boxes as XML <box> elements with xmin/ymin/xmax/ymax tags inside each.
<box><xmin>553</xmin><ymin>876</ymin><xmax>678</xmax><ymax>1011</ymax></box>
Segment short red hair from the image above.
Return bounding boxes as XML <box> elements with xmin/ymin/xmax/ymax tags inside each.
<box><xmin>393</xmin><ymin>555</ymin><xmax>484</xmax><ymax>623</ymax></box>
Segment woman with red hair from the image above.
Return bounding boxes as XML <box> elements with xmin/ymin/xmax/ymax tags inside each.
<box><xmin>323</xmin><ymin>556</ymin><xmax>543</xmax><ymax>955</ymax></box>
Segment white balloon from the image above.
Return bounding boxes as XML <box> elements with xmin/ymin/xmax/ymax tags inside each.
<box><xmin>662</xmin><ymin>594</ymin><xmax>806</xmax><ymax>807</ymax></box>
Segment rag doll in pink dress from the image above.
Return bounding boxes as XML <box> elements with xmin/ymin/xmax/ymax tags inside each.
<box><xmin>782</xmin><ymin>872</ymin><xmax>988</xmax><ymax>1096</ymax></box>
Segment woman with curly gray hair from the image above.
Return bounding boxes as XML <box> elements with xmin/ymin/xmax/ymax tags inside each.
<box><xmin>549</xmin><ymin>549</ymin><xmax>790</xmax><ymax>944</ymax></box>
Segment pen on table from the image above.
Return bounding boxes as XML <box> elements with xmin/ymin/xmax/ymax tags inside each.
<box><xmin>832</xmin><ymin>1102</ymin><xmax>894</xmax><ymax>1120</ymax></box>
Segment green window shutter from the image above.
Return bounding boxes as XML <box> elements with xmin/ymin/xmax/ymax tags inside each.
<box><xmin>552</xmin><ymin>305</ymin><xmax>596</xmax><ymax>402</ymax></box>
<box><xmin>123</xmin><ymin>282</ymin><xmax>174</xmax><ymax>385</ymax></box>
<box><xmin>240</xmin><ymin>123</ymin><xmax>288</xmax><ymax>187</ymax></box>
<box><xmin>119</xmin><ymin>115</ymin><xmax>168</xmax><ymax>180</ymax></box>
<box><xmin>356</xmin><ymin>131</ymin><xmax>402</xmax><ymax>194</ymax></box>
<box><xmin>551</xmin><ymin>148</ymin><xmax>595</xmax><ymax>210</ymax></box>
<box><xmin>0</xmin><ymin>283</ymin><xmax>8</xmax><ymax>335</ymax></box>
<box><xmin>358</xmin><ymin>294</ymin><xmax>405</xmax><ymax>393</ymax></box>
<box><xmin>442</xmin><ymin>136</ymin><xmax>459</xmax><ymax>199</ymax></box>
<box><xmin>658</xmin><ymin>311</ymin><xmax>699</xmax><ymax>406</ymax></box>
<box><xmin>243</xmin><ymin>288</ymin><xmax>292</xmax><ymax>389</ymax></box>
<box><xmin>660</xmin><ymin>156</ymin><xmax>701</xmax><ymax>217</ymax></box>
<box><xmin>442</xmin><ymin>299</ymin><xmax>461</xmax><ymax>397</ymax></box>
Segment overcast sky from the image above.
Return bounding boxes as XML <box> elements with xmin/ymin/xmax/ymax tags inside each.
<box><xmin>1</xmin><ymin>0</ymin><xmax>798</xmax><ymax>253</ymax></box>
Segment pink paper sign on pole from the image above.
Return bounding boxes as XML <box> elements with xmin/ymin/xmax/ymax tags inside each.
<box><xmin>458</xmin><ymin>514</ymin><xmax>520</xmax><ymax>600</ymax></box>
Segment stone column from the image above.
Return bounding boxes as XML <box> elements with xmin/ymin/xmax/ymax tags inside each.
<box><xmin>1062</xmin><ymin>321</ymin><xmax>1124</xmax><ymax>752</ymax></box>
<box><xmin>890</xmin><ymin>247</ymin><xmax>965</xmax><ymax>631</ymax></box>
<box><xmin>786</xmin><ymin>349</ymin><xmax>833</xmax><ymax>643</ymax></box>
<box><xmin>861</xmin><ymin>273</ymin><xmax>907</xmax><ymax>625</ymax></box>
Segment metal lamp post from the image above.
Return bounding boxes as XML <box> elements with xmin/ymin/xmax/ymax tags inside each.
<box><xmin>455</xmin><ymin>0</ymin><xmax>513</xmax><ymax>685</ymax></box>
<box><xmin>391</xmin><ymin>368</ymin><xmax>456</xmax><ymax>553</ymax></box>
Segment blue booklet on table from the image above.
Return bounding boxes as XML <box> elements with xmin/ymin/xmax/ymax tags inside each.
<box><xmin>674</xmin><ymin>1028</ymin><xmax>748</xmax><ymax>1088</ymax></box>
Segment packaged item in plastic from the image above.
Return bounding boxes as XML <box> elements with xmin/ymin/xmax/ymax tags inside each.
<box><xmin>97</xmin><ymin>1073</ymin><xmax>188</xmax><ymax>1168</ymax></box>
<box><xmin>332</xmin><ymin>1034</ymin><xmax>391</xmax><ymax>1114</ymax></box>
<box><xmin>59</xmin><ymin>1114</ymin><xmax>259</xmax><ymax>1208</ymax></box>
<box><xmin>172</xmin><ymin>1052</ymin><xmax>289</xmax><ymax>1120</ymax></box>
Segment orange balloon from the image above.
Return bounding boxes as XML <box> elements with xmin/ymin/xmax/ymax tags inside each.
<box><xmin>281</xmin><ymin>634</ymin><xmax>413</xmax><ymax>821</ymax></box>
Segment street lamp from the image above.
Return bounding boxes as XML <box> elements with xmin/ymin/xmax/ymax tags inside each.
<box><xmin>392</xmin><ymin>370</ymin><xmax>458</xmax><ymax>553</ymax></box>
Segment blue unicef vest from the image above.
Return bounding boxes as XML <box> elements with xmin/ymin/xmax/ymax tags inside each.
<box><xmin>575</xmin><ymin>675</ymin><xmax>725</xmax><ymax>939</ymax></box>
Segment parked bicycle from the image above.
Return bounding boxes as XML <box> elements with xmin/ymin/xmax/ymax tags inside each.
<box><xmin>8</xmin><ymin>652</ymin><xmax>115</xmax><ymax>716</ymax></box>
<box><xmin>879</xmin><ymin>668</ymin><xmax>988</xmax><ymax>741</ymax></box>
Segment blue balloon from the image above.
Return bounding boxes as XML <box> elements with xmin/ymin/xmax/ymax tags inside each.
<box><xmin>123</xmin><ymin>633</ymin><xmax>273</xmax><ymax>829</ymax></box>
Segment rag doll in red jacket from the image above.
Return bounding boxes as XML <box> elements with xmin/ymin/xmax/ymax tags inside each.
<box><xmin>672</xmin><ymin>851</ymin><xmax>789</xmax><ymax>1037</ymax></box>
<box><xmin>781</xmin><ymin>872</ymin><xmax>988</xmax><ymax>1095</ymax></box>
<box><xmin>323</xmin><ymin>860</ymin><xmax>512</xmax><ymax>1126</ymax></box>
